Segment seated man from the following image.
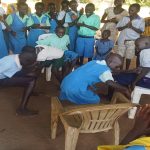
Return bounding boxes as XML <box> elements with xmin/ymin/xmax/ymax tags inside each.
<box><xmin>114</xmin><ymin>36</ymin><xmax>150</xmax><ymax>89</ymax></box>
<box><xmin>59</xmin><ymin>53</ymin><xmax>130</xmax><ymax>104</ymax></box>
<box><xmin>98</xmin><ymin>104</ymin><xmax>150</xmax><ymax>150</ymax></box>
<box><xmin>0</xmin><ymin>46</ymin><xmax>38</xmax><ymax>116</ymax></box>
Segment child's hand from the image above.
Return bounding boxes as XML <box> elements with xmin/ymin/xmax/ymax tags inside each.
<box><xmin>22</xmin><ymin>27</ymin><xmax>28</xmax><ymax>32</ymax></box>
<box><xmin>127</xmin><ymin>21</ymin><xmax>132</xmax><ymax>28</ymax></box>
<box><xmin>32</xmin><ymin>24</ymin><xmax>40</xmax><ymax>29</ymax></box>
<box><xmin>133</xmin><ymin>104</ymin><xmax>150</xmax><ymax>136</ymax></box>
<box><xmin>124</xmin><ymin>88</ymin><xmax>131</xmax><ymax>100</ymax></box>
<box><xmin>110</xmin><ymin>18</ymin><xmax>117</xmax><ymax>23</ymax></box>
<box><xmin>79</xmin><ymin>8</ymin><xmax>84</xmax><ymax>16</ymax></box>
<box><xmin>77</xmin><ymin>22</ymin><xmax>85</xmax><ymax>27</ymax></box>
<box><xmin>0</xmin><ymin>15</ymin><xmax>3</xmax><ymax>21</ymax></box>
<box><xmin>11</xmin><ymin>31</ymin><xmax>17</xmax><ymax>37</ymax></box>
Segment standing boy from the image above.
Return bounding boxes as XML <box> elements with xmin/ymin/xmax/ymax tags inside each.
<box><xmin>76</xmin><ymin>3</ymin><xmax>100</xmax><ymax>65</ymax></box>
<box><xmin>116</xmin><ymin>3</ymin><xmax>145</xmax><ymax>70</ymax></box>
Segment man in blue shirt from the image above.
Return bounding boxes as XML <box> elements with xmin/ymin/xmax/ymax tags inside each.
<box><xmin>0</xmin><ymin>46</ymin><xmax>38</xmax><ymax>116</ymax></box>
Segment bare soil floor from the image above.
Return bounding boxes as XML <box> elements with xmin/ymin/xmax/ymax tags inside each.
<box><xmin>0</xmin><ymin>73</ymin><xmax>149</xmax><ymax>150</ymax></box>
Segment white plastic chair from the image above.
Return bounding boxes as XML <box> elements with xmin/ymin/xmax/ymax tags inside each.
<box><xmin>128</xmin><ymin>86</ymin><xmax>150</xmax><ymax>119</ymax></box>
<box><xmin>38</xmin><ymin>34</ymin><xmax>52</xmax><ymax>81</ymax></box>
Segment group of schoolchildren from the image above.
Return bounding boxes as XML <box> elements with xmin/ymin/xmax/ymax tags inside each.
<box><xmin>0</xmin><ymin>0</ymin><xmax>150</xmax><ymax>116</ymax></box>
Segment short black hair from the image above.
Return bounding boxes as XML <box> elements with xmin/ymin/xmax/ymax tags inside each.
<box><xmin>35</xmin><ymin>2</ymin><xmax>44</xmax><ymax>8</ymax></box>
<box><xmin>106</xmin><ymin>53</ymin><xmax>123</xmax><ymax>63</ymax></box>
<box><xmin>55</xmin><ymin>25</ymin><xmax>66</xmax><ymax>32</ymax></box>
<box><xmin>86</xmin><ymin>3</ymin><xmax>95</xmax><ymax>10</ymax></box>
<box><xmin>61</xmin><ymin>0</ymin><xmax>69</xmax><ymax>6</ymax></box>
<box><xmin>103</xmin><ymin>29</ymin><xmax>111</xmax><ymax>35</ymax></box>
<box><xmin>17</xmin><ymin>2</ymin><xmax>28</xmax><ymax>9</ymax></box>
<box><xmin>19</xmin><ymin>47</ymin><xmax>37</xmax><ymax>67</ymax></box>
<box><xmin>22</xmin><ymin>46</ymin><xmax>36</xmax><ymax>53</ymax></box>
<box><xmin>69</xmin><ymin>0</ymin><xmax>78</xmax><ymax>5</ymax></box>
<box><xmin>130</xmin><ymin>3</ymin><xmax>141</xmax><ymax>11</ymax></box>
<box><xmin>48</xmin><ymin>2</ymin><xmax>55</xmax><ymax>7</ymax></box>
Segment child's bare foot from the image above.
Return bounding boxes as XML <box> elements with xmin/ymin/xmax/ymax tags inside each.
<box><xmin>16</xmin><ymin>108</ymin><xmax>38</xmax><ymax>116</ymax></box>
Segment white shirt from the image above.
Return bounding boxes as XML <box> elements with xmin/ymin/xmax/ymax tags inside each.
<box><xmin>0</xmin><ymin>6</ymin><xmax>5</xmax><ymax>16</ymax></box>
<box><xmin>117</xmin><ymin>16</ymin><xmax>145</xmax><ymax>45</ymax></box>
<box><xmin>0</xmin><ymin>21</ymin><xmax>6</xmax><ymax>30</ymax></box>
<box><xmin>96</xmin><ymin>60</ymin><xmax>114</xmax><ymax>82</ymax></box>
<box><xmin>140</xmin><ymin>48</ymin><xmax>150</xmax><ymax>78</ymax></box>
<box><xmin>35</xmin><ymin>45</ymin><xmax>64</xmax><ymax>61</ymax></box>
<box><xmin>57</xmin><ymin>10</ymin><xmax>70</xmax><ymax>27</ymax></box>
<box><xmin>0</xmin><ymin>55</ymin><xmax>22</xmax><ymax>79</ymax></box>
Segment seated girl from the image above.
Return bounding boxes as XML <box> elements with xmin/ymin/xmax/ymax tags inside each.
<box><xmin>36</xmin><ymin>26</ymin><xmax>78</xmax><ymax>82</ymax></box>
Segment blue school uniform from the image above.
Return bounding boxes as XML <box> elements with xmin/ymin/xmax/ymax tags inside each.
<box><xmin>94</xmin><ymin>39</ymin><xmax>114</xmax><ymax>60</ymax></box>
<box><xmin>76</xmin><ymin>14</ymin><xmax>100</xmax><ymax>58</ymax></box>
<box><xmin>46</xmin><ymin>12</ymin><xmax>58</xmax><ymax>33</ymax></box>
<box><xmin>67</xmin><ymin>11</ymin><xmax>80</xmax><ymax>51</ymax></box>
<box><xmin>124</xmin><ymin>146</ymin><xmax>146</xmax><ymax>150</ymax></box>
<box><xmin>27</xmin><ymin>14</ymin><xmax>50</xmax><ymax>47</ymax></box>
<box><xmin>60</xmin><ymin>60</ymin><xmax>112</xmax><ymax>104</ymax></box>
<box><xmin>0</xmin><ymin>54</ymin><xmax>21</xmax><ymax>79</ymax></box>
<box><xmin>0</xmin><ymin>23</ymin><xmax>8</xmax><ymax>59</ymax></box>
<box><xmin>6</xmin><ymin>13</ymin><xmax>29</xmax><ymax>54</ymax></box>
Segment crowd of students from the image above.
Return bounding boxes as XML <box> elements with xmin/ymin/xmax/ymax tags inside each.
<box><xmin>0</xmin><ymin>0</ymin><xmax>150</xmax><ymax>112</ymax></box>
<box><xmin>0</xmin><ymin>0</ymin><xmax>150</xmax><ymax>149</ymax></box>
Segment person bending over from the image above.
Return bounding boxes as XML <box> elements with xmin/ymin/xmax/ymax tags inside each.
<box><xmin>0</xmin><ymin>46</ymin><xmax>38</xmax><ymax>116</ymax></box>
<box><xmin>59</xmin><ymin>53</ymin><xmax>130</xmax><ymax>104</ymax></box>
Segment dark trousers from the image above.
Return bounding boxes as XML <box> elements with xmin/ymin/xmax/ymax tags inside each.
<box><xmin>113</xmin><ymin>73</ymin><xmax>150</xmax><ymax>89</ymax></box>
<box><xmin>0</xmin><ymin>70</ymin><xmax>37</xmax><ymax>110</ymax></box>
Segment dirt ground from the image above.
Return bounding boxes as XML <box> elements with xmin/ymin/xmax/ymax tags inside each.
<box><xmin>0</xmin><ymin>72</ymin><xmax>149</xmax><ymax>150</ymax></box>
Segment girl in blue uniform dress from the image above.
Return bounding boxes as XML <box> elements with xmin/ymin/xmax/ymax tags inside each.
<box><xmin>0</xmin><ymin>22</ymin><xmax>8</xmax><ymax>58</ymax></box>
<box><xmin>46</xmin><ymin>2</ymin><xmax>58</xmax><ymax>33</ymax></box>
<box><xmin>6</xmin><ymin>3</ymin><xmax>30</xmax><ymax>54</ymax></box>
<box><xmin>67</xmin><ymin>0</ymin><xmax>82</xmax><ymax>51</ymax></box>
<box><xmin>27</xmin><ymin>2</ymin><xmax>50</xmax><ymax>47</ymax></box>
<box><xmin>94</xmin><ymin>30</ymin><xmax>114</xmax><ymax>61</ymax></box>
<box><xmin>60</xmin><ymin>60</ymin><xmax>111</xmax><ymax>104</ymax></box>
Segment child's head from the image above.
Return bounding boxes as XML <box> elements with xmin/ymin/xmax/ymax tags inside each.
<box><xmin>18</xmin><ymin>3</ymin><xmax>28</xmax><ymax>15</ymax></box>
<box><xmin>69</xmin><ymin>0</ymin><xmax>78</xmax><ymax>11</ymax></box>
<box><xmin>129</xmin><ymin>3</ymin><xmax>140</xmax><ymax>17</ymax></box>
<box><xmin>106</xmin><ymin>53</ymin><xmax>123</xmax><ymax>70</ymax></box>
<box><xmin>135</xmin><ymin>37</ymin><xmax>150</xmax><ymax>53</ymax></box>
<box><xmin>102</xmin><ymin>30</ymin><xmax>111</xmax><ymax>40</ymax></box>
<box><xmin>48</xmin><ymin>3</ymin><xmax>56</xmax><ymax>13</ymax></box>
<box><xmin>17</xmin><ymin>0</ymin><xmax>27</xmax><ymax>3</ymax></box>
<box><xmin>55</xmin><ymin>26</ymin><xmax>66</xmax><ymax>38</ymax></box>
<box><xmin>35</xmin><ymin>2</ymin><xmax>44</xmax><ymax>16</ymax></box>
<box><xmin>114</xmin><ymin>0</ymin><xmax>125</xmax><ymax>7</ymax></box>
<box><xmin>61</xmin><ymin>0</ymin><xmax>69</xmax><ymax>11</ymax></box>
<box><xmin>19</xmin><ymin>46</ymin><xmax>37</xmax><ymax>68</ymax></box>
<box><xmin>85</xmin><ymin>3</ymin><xmax>95</xmax><ymax>17</ymax></box>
